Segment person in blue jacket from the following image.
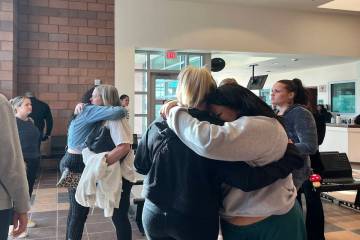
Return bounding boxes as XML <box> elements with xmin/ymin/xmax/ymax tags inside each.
<box><xmin>59</xmin><ymin>86</ymin><xmax>127</xmax><ymax>240</ymax></box>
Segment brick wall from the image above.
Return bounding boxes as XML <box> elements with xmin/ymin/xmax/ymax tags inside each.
<box><xmin>17</xmin><ymin>0</ymin><xmax>115</xmax><ymax>136</ymax></box>
<box><xmin>0</xmin><ymin>0</ymin><xmax>15</xmax><ymax>98</ymax></box>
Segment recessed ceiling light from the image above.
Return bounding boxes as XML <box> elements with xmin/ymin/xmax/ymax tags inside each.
<box><xmin>272</xmin><ymin>62</ymin><xmax>279</xmax><ymax>65</ymax></box>
<box><xmin>318</xmin><ymin>0</ymin><xmax>360</xmax><ymax>12</ymax></box>
<box><xmin>291</xmin><ymin>58</ymin><xmax>299</xmax><ymax>62</ymax></box>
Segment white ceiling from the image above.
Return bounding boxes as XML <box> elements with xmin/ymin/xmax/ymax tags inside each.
<box><xmin>167</xmin><ymin>0</ymin><xmax>360</xmax><ymax>15</ymax></box>
<box><xmin>211</xmin><ymin>51</ymin><xmax>360</xmax><ymax>75</ymax></box>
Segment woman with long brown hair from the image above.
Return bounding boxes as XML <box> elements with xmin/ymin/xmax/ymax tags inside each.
<box><xmin>272</xmin><ymin>78</ymin><xmax>323</xmax><ymax>240</ymax></box>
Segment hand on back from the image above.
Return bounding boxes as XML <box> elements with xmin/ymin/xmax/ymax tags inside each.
<box><xmin>74</xmin><ymin>103</ymin><xmax>85</xmax><ymax>115</ymax></box>
<box><xmin>160</xmin><ymin>100</ymin><xmax>178</xmax><ymax>120</ymax></box>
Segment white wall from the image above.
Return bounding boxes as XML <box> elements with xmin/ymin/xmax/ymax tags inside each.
<box><xmin>116</xmin><ymin>0</ymin><xmax>360</xmax><ymax>56</ymax></box>
<box><xmin>115</xmin><ymin>0</ymin><xmax>360</xmax><ymax>125</ymax></box>
<box><xmin>214</xmin><ymin>61</ymin><xmax>360</xmax><ymax>115</ymax></box>
<box><xmin>265</xmin><ymin>61</ymin><xmax>360</xmax><ymax>115</ymax></box>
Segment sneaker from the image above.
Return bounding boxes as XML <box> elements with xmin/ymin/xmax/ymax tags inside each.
<box><xmin>27</xmin><ymin>219</ymin><xmax>36</xmax><ymax>228</ymax></box>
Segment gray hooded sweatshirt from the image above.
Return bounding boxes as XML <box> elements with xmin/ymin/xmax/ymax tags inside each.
<box><xmin>0</xmin><ymin>94</ymin><xmax>30</xmax><ymax>213</ymax></box>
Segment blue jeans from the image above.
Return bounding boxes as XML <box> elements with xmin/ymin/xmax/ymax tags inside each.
<box><xmin>0</xmin><ymin>208</ymin><xmax>12</xmax><ymax>240</ymax></box>
<box><xmin>142</xmin><ymin>199</ymin><xmax>219</xmax><ymax>240</ymax></box>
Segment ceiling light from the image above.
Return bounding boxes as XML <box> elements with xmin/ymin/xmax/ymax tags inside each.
<box><xmin>291</xmin><ymin>58</ymin><xmax>299</xmax><ymax>62</ymax></box>
<box><xmin>318</xmin><ymin>0</ymin><xmax>360</xmax><ymax>12</ymax></box>
<box><xmin>272</xmin><ymin>62</ymin><xmax>279</xmax><ymax>65</ymax></box>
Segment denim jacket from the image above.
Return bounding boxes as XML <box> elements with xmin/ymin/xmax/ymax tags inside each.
<box><xmin>67</xmin><ymin>104</ymin><xmax>127</xmax><ymax>152</ymax></box>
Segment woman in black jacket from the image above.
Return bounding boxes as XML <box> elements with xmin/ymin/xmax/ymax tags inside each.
<box><xmin>134</xmin><ymin>66</ymin><xmax>304</xmax><ymax>240</ymax></box>
<box><xmin>10</xmin><ymin>96</ymin><xmax>41</xmax><ymax>237</ymax></box>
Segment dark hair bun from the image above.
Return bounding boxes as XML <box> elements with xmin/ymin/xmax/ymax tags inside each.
<box><xmin>292</xmin><ymin>78</ymin><xmax>308</xmax><ymax>105</ymax></box>
<box><xmin>292</xmin><ymin>78</ymin><xmax>303</xmax><ymax>89</ymax></box>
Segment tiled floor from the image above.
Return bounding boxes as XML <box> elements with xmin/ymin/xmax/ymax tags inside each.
<box><xmin>8</xmin><ymin>160</ymin><xmax>360</xmax><ymax>240</ymax></box>
<box><xmin>8</xmin><ymin>166</ymin><xmax>146</xmax><ymax>240</ymax></box>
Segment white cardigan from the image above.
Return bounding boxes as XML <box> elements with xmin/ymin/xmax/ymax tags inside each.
<box><xmin>76</xmin><ymin>147</ymin><xmax>122</xmax><ymax>217</ymax></box>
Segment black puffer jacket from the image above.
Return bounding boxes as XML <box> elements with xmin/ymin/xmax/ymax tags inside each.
<box><xmin>134</xmin><ymin>109</ymin><xmax>303</xmax><ymax>217</ymax></box>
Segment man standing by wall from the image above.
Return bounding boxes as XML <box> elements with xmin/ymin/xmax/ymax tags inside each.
<box><xmin>25</xmin><ymin>92</ymin><xmax>53</xmax><ymax>142</ymax></box>
<box><xmin>0</xmin><ymin>93</ymin><xmax>30</xmax><ymax>239</ymax></box>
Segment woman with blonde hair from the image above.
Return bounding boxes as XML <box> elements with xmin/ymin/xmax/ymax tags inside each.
<box><xmin>75</xmin><ymin>84</ymin><xmax>135</xmax><ymax>240</ymax></box>
<box><xmin>135</xmin><ymin>66</ymin><xmax>304</xmax><ymax>240</ymax></box>
<box><xmin>9</xmin><ymin>96</ymin><xmax>41</xmax><ymax>237</ymax></box>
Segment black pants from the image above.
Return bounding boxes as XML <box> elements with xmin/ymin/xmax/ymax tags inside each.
<box><xmin>66</xmin><ymin>178</ymin><xmax>133</xmax><ymax>240</ymax></box>
<box><xmin>0</xmin><ymin>209</ymin><xmax>12</xmax><ymax>240</ymax></box>
<box><xmin>297</xmin><ymin>180</ymin><xmax>325</xmax><ymax>240</ymax></box>
<box><xmin>25</xmin><ymin>157</ymin><xmax>40</xmax><ymax>197</ymax></box>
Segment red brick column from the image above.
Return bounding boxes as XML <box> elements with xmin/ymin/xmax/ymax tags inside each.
<box><xmin>0</xmin><ymin>0</ymin><xmax>16</xmax><ymax>98</ymax></box>
<box><xmin>16</xmin><ymin>0</ymin><xmax>115</xmax><ymax>136</ymax></box>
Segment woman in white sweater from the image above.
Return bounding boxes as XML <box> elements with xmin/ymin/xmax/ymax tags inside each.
<box><xmin>164</xmin><ymin>83</ymin><xmax>306</xmax><ymax>240</ymax></box>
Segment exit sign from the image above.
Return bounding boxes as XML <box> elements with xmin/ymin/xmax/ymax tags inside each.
<box><xmin>166</xmin><ymin>51</ymin><xmax>177</xmax><ymax>59</ymax></box>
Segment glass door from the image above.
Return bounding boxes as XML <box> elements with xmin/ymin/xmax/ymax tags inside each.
<box><xmin>149</xmin><ymin>72</ymin><xmax>179</xmax><ymax>123</ymax></box>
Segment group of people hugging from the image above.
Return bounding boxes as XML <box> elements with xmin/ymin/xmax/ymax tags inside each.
<box><xmin>134</xmin><ymin>67</ymin><xmax>323</xmax><ymax>240</ymax></box>
<box><xmin>59</xmin><ymin>66</ymin><xmax>324</xmax><ymax>240</ymax></box>
<box><xmin>1</xmin><ymin>65</ymin><xmax>323</xmax><ymax>240</ymax></box>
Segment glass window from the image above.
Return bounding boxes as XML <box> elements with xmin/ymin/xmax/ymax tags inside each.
<box><xmin>155</xmin><ymin>79</ymin><xmax>178</xmax><ymax>101</ymax></box>
<box><xmin>134</xmin><ymin>116</ymin><xmax>147</xmax><ymax>135</ymax></box>
<box><xmin>135</xmin><ymin>53</ymin><xmax>147</xmax><ymax>69</ymax></box>
<box><xmin>259</xmin><ymin>89</ymin><xmax>271</xmax><ymax>106</ymax></box>
<box><xmin>135</xmin><ymin>71</ymin><xmax>147</xmax><ymax>92</ymax></box>
<box><xmin>154</xmin><ymin>104</ymin><xmax>163</xmax><ymax>118</ymax></box>
<box><xmin>164</xmin><ymin>55</ymin><xmax>185</xmax><ymax>70</ymax></box>
<box><xmin>150</xmin><ymin>53</ymin><xmax>165</xmax><ymax>70</ymax></box>
<box><xmin>331</xmin><ymin>82</ymin><xmax>355</xmax><ymax>113</ymax></box>
<box><xmin>134</xmin><ymin>50</ymin><xmax>209</xmax><ymax>135</ymax></box>
<box><xmin>188</xmin><ymin>55</ymin><xmax>202</xmax><ymax>67</ymax></box>
<box><xmin>134</xmin><ymin>94</ymin><xmax>147</xmax><ymax>114</ymax></box>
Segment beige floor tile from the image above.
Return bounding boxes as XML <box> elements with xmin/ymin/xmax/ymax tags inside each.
<box><xmin>31</xmin><ymin>203</ymin><xmax>61</xmax><ymax>212</ymax></box>
<box><xmin>325</xmin><ymin>231</ymin><xmax>360</xmax><ymax>240</ymax></box>
<box><xmin>331</xmin><ymin>220</ymin><xmax>360</xmax><ymax>231</ymax></box>
<box><xmin>326</xmin><ymin>214</ymin><xmax>360</xmax><ymax>223</ymax></box>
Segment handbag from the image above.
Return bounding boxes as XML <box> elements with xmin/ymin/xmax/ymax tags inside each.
<box><xmin>86</xmin><ymin>122</ymin><xmax>115</xmax><ymax>153</ymax></box>
<box><xmin>86</xmin><ymin>121</ymin><xmax>130</xmax><ymax>163</ymax></box>
<box><xmin>56</xmin><ymin>168</ymin><xmax>82</xmax><ymax>188</ymax></box>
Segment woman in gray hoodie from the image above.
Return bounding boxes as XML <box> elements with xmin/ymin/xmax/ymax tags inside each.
<box><xmin>272</xmin><ymin>78</ymin><xmax>323</xmax><ymax>240</ymax></box>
